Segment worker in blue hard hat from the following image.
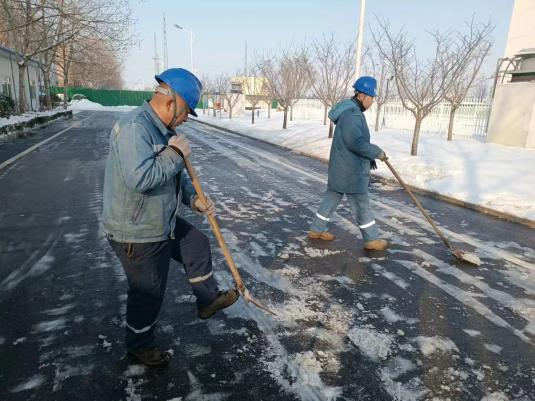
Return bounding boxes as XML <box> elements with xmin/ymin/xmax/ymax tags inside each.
<box><xmin>308</xmin><ymin>76</ymin><xmax>389</xmax><ymax>251</ymax></box>
<box><xmin>101</xmin><ymin>68</ymin><xmax>239</xmax><ymax>367</ymax></box>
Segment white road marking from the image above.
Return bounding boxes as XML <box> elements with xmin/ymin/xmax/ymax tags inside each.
<box><xmin>0</xmin><ymin>113</ymin><xmax>93</xmax><ymax>171</ymax></box>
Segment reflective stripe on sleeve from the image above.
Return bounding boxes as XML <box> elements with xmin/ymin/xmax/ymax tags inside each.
<box><xmin>316</xmin><ymin>213</ymin><xmax>330</xmax><ymax>222</ymax></box>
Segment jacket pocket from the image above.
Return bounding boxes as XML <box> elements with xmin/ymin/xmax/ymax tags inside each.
<box><xmin>131</xmin><ymin>194</ymin><xmax>146</xmax><ymax>223</ymax></box>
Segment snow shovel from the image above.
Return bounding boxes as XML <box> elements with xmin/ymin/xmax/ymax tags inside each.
<box><xmin>183</xmin><ymin>156</ymin><xmax>277</xmax><ymax>315</ymax></box>
<box><xmin>383</xmin><ymin>159</ymin><xmax>481</xmax><ymax>266</ymax></box>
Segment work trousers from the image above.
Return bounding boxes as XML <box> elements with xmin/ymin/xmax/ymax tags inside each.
<box><xmin>310</xmin><ymin>188</ymin><xmax>379</xmax><ymax>242</ymax></box>
<box><xmin>108</xmin><ymin>217</ymin><xmax>219</xmax><ymax>351</ymax></box>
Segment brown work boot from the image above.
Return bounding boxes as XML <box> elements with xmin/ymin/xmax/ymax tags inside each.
<box><xmin>198</xmin><ymin>289</ymin><xmax>240</xmax><ymax>320</ymax></box>
<box><xmin>127</xmin><ymin>347</ymin><xmax>171</xmax><ymax>367</ymax></box>
<box><xmin>363</xmin><ymin>239</ymin><xmax>389</xmax><ymax>251</ymax></box>
<box><xmin>308</xmin><ymin>231</ymin><xmax>335</xmax><ymax>241</ymax></box>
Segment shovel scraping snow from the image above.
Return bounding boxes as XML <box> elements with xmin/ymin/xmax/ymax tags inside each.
<box><xmin>184</xmin><ymin>156</ymin><xmax>277</xmax><ymax>316</ymax></box>
<box><xmin>383</xmin><ymin>159</ymin><xmax>481</xmax><ymax>266</ymax></box>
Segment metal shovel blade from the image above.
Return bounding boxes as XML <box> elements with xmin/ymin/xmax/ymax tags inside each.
<box><xmin>452</xmin><ymin>249</ymin><xmax>481</xmax><ymax>266</ymax></box>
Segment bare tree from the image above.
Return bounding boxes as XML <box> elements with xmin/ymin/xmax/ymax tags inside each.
<box><xmin>372</xmin><ymin>18</ymin><xmax>491</xmax><ymax>155</ymax></box>
<box><xmin>302</xmin><ymin>34</ymin><xmax>355</xmax><ymax>137</ymax></box>
<box><xmin>257</xmin><ymin>48</ymin><xmax>310</xmax><ymax>129</ymax></box>
<box><xmin>0</xmin><ymin>0</ymin><xmax>76</xmax><ymax>112</ymax></box>
<box><xmin>241</xmin><ymin>70</ymin><xmax>266</xmax><ymax>125</ymax></box>
<box><xmin>362</xmin><ymin>43</ymin><xmax>395</xmax><ymax>132</ymax></box>
<box><xmin>218</xmin><ymin>74</ymin><xmax>241</xmax><ymax>119</ymax></box>
<box><xmin>202</xmin><ymin>76</ymin><xmax>219</xmax><ymax>117</ymax></box>
<box><xmin>444</xmin><ymin>20</ymin><xmax>493</xmax><ymax>141</ymax></box>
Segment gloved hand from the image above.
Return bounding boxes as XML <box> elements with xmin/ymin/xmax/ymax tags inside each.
<box><xmin>168</xmin><ymin>134</ymin><xmax>191</xmax><ymax>158</ymax></box>
<box><xmin>370</xmin><ymin>160</ymin><xmax>378</xmax><ymax>170</ymax></box>
<box><xmin>377</xmin><ymin>152</ymin><xmax>388</xmax><ymax>162</ymax></box>
<box><xmin>193</xmin><ymin>195</ymin><xmax>216</xmax><ymax>215</ymax></box>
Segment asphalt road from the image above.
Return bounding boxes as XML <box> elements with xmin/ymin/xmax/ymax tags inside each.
<box><xmin>1</xmin><ymin>111</ymin><xmax>534</xmax><ymax>401</ymax></box>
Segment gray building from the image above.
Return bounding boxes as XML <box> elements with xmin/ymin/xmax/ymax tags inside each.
<box><xmin>0</xmin><ymin>44</ymin><xmax>49</xmax><ymax>112</ymax></box>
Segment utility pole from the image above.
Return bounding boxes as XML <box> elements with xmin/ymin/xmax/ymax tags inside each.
<box><xmin>163</xmin><ymin>13</ymin><xmax>168</xmax><ymax>70</ymax></box>
<box><xmin>355</xmin><ymin>0</ymin><xmax>366</xmax><ymax>81</ymax></box>
<box><xmin>153</xmin><ymin>33</ymin><xmax>160</xmax><ymax>75</ymax></box>
<box><xmin>174</xmin><ymin>24</ymin><xmax>193</xmax><ymax>72</ymax></box>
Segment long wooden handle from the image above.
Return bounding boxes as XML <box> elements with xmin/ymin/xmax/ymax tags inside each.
<box><xmin>184</xmin><ymin>157</ymin><xmax>245</xmax><ymax>290</ymax></box>
<box><xmin>384</xmin><ymin>159</ymin><xmax>453</xmax><ymax>251</ymax></box>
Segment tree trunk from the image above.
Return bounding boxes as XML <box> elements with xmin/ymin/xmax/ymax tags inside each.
<box><xmin>411</xmin><ymin>113</ymin><xmax>423</xmax><ymax>156</ymax></box>
<box><xmin>267</xmin><ymin>100</ymin><xmax>271</xmax><ymax>118</ymax></box>
<box><xmin>374</xmin><ymin>103</ymin><xmax>382</xmax><ymax>132</ymax></box>
<box><xmin>212</xmin><ymin>102</ymin><xmax>216</xmax><ymax>117</ymax></box>
<box><xmin>202</xmin><ymin>94</ymin><xmax>206</xmax><ymax>115</ymax></box>
<box><xmin>219</xmin><ymin>98</ymin><xmax>223</xmax><ymax>118</ymax></box>
<box><xmin>251</xmin><ymin>104</ymin><xmax>255</xmax><ymax>124</ymax></box>
<box><xmin>447</xmin><ymin>106</ymin><xmax>457</xmax><ymax>141</ymax></box>
<box><xmin>283</xmin><ymin>106</ymin><xmax>288</xmax><ymax>129</ymax></box>
<box><xmin>18</xmin><ymin>64</ymin><xmax>27</xmax><ymax>113</ymax></box>
<box><xmin>43</xmin><ymin>73</ymin><xmax>51</xmax><ymax>110</ymax></box>
<box><xmin>323</xmin><ymin>105</ymin><xmax>327</xmax><ymax>126</ymax></box>
<box><xmin>290</xmin><ymin>105</ymin><xmax>293</xmax><ymax>121</ymax></box>
<box><xmin>229</xmin><ymin>105</ymin><xmax>233</xmax><ymax>119</ymax></box>
<box><xmin>328</xmin><ymin>120</ymin><xmax>334</xmax><ymax>138</ymax></box>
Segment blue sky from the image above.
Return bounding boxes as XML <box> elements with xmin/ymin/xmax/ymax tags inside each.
<box><xmin>123</xmin><ymin>0</ymin><xmax>514</xmax><ymax>89</ymax></box>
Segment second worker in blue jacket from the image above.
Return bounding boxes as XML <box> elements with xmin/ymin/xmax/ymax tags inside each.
<box><xmin>309</xmin><ymin>76</ymin><xmax>389</xmax><ymax>251</ymax></box>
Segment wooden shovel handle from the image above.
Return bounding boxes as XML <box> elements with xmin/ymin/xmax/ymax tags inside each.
<box><xmin>183</xmin><ymin>156</ymin><xmax>245</xmax><ymax>290</ymax></box>
<box><xmin>383</xmin><ymin>159</ymin><xmax>453</xmax><ymax>251</ymax></box>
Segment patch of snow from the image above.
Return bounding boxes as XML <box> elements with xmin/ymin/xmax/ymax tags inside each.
<box><xmin>348</xmin><ymin>326</ymin><xmax>394</xmax><ymax>361</ymax></box>
<box><xmin>303</xmin><ymin>247</ymin><xmax>343</xmax><ymax>258</ymax></box>
<box><xmin>414</xmin><ymin>336</ymin><xmax>459</xmax><ymax>356</ymax></box>
<box><xmin>10</xmin><ymin>375</ymin><xmax>46</xmax><ymax>392</ymax></box>
<box><xmin>480</xmin><ymin>392</ymin><xmax>509</xmax><ymax>401</ymax></box>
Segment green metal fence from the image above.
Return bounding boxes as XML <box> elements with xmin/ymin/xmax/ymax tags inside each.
<box><xmin>50</xmin><ymin>87</ymin><xmax>153</xmax><ymax>106</ymax></box>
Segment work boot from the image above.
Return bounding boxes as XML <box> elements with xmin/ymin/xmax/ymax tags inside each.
<box><xmin>363</xmin><ymin>239</ymin><xmax>389</xmax><ymax>251</ymax></box>
<box><xmin>127</xmin><ymin>347</ymin><xmax>171</xmax><ymax>367</ymax></box>
<box><xmin>198</xmin><ymin>289</ymin><xmax>240</xmax><ymax>320</ymax></box>
<box><xmin>308</xmin><ymin>231</ymin><xmax>335</xmax><ymax>241</ymax></box>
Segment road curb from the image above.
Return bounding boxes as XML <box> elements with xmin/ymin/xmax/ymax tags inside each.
<box><xmin>191</xmin><ymin>118</ymin><xmax>535</xmax><ymax>230</ymax></box>
<box><xmin>0</xmin><ymin>110</ymin><xmax>73</xmax><ymax>136</ymax></box>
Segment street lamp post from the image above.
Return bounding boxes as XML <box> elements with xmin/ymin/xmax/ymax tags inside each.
<box><xmin>174</xmin><ymin>24</ymin><xmax>193</xmax><ymax>71</ymax></box>
<box><xmin>355</xmin><ymin>0</ymin><xmax>366</xmax><ymax>81</ymax></box>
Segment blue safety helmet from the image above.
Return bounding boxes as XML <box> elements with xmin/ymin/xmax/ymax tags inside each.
<box><xmin>352</xmin><ymin>76</ymin><xmax>377</xmax><ymax>97</ymax></box>
<box><xmin>155</xmin><ymin>68</ymin><xmax>202</xmax><ymax>117</ymax></box>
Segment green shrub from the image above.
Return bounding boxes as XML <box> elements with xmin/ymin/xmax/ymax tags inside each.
<box><xmin>0</xmin><ymin>95</ymin><xmax>15</xmax><ymax>118</ymax></box>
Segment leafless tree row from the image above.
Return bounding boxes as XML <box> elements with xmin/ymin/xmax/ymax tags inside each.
<box><xmin>201</xmin><ymin>19</ymin><xmax>492</xmax><ymax>154</ymax></box>
<box><xmin>371</xmin><ymin>17</ymin><xmax>493</xmax><ymax>155</ymax></box>
<box><xmin>0</xmin><ymin>0</ymin><xmax>134</xmax><ymax>112</ymax></box>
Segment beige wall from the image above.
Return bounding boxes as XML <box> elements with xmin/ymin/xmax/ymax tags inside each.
<box><xmin>487</xmin><ymin>82</ymin><xmax>535</xmax><ymax>148</ymax></box>
<box><xmin>504</xmin><ymin>0</ymin><xmax>535</xmax><ymax>57</ymax></box>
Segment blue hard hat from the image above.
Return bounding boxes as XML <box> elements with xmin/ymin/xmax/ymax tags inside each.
<box><xmin>155</xmin><ymin>68</ymin><xmax>202</xmax><ymax>117</ymax></box>
<box><xmin>352</xmin><ymin>76</ymin><xmax>377</xmax><ymax>97</ymax></box>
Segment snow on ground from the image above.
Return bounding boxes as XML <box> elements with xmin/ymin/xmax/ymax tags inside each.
<box><xmin>194</xmin><ymin>109</ymin><xmax>535</xmax><ymax>222</ymax></box>
<box><xmin>0</xmin><ymin>108</ymin><xmax>67</xmax><ymax>128</ymax></box>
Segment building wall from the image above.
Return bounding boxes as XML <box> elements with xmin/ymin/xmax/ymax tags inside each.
<box><xmin>0</xmin><ymin>48</ymin><xmax>42</xmax><ymax>111</ymax></box>
<box><xmin>504</xmin><ymin>0</ymin><xmax>535</xmax><ymax>57</ymax></box>
<box><xmin>487</xmin><ymin>82</ymin><xmax>535</xmax><ymax>148</ymax></box>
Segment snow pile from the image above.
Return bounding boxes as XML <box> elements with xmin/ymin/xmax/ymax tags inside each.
<box><xmin>347</xmin><ymin>326</ymin><xmax>394</xmax><ymax>361</ymax></box>
<box><xmin>69</xmin><ymin>99</ymin><xmax>136</xmax><ymax>112</ymax></box>
<box><xmin>195</xmin><ymin>111</ymin><xmax>535</xmax><ymax>222</ymax></box>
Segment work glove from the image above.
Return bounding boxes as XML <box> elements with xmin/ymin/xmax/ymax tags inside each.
<box><xmin>168</xmin><ymin>134</ymin><xmax>191</xmax><ymax>159</ymax></box>
<box><xmin>377</xmin><ymin>152</ymin><xmax>388</xmax><ymax>162</ymax></box>
<box><xmin>193</xmin><ymin>195</ymin><xmax>216</xmax><ymax>215</ymax></box>
<box><xmin>370</xmin><ymin>160</ymin><xmax>378</xmax><ymax>170</ymax></box>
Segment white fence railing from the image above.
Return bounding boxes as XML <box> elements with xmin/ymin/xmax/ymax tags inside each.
<box><xmin>291</xmin><ymin>98</ymin><xmax>490</xmax><ymax>141</ymax></box>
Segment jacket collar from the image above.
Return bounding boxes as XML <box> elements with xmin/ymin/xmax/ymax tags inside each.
<box><xmin>142</xmin><ymin>100</ymin><xmax>175</xmax><ymax>137</ymax></box>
